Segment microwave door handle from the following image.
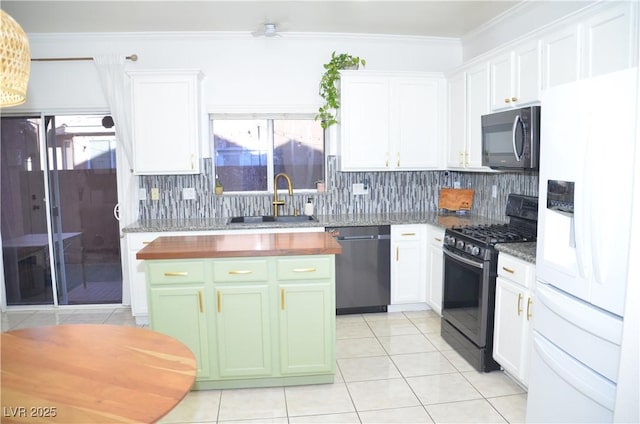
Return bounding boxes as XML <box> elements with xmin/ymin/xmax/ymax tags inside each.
<box><xmin>512</xmin><ymin>115</ymin><xmax>523</xmax><ymax>161</ymax></box>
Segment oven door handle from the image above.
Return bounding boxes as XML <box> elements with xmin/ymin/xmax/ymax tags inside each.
<box><xmin>443</xmin><ymin>249</ymin><xmax>484</xmax><ymax>269</ymax></box>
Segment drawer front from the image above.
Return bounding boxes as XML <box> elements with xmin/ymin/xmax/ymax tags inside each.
<box><xmin>498</xmin><ymin>254</ymin><xmax>534</xmax><ymax>288</ymax></box>
<box><xmin>392</xmin><ymin>224</ymin><xmax>425</xmax><ymax>241</ymax></box>
<box><xmin>213</xmin><ymin>259</ymin><xmax>269</xmax><ymax>282</ymax></box>
<box><xmin>427</xmin><ymin>225</ymin><xmax>445</xmax><ymax>246</ymax></box>
<box><xmin>277</xmin><ymin>256</ymin><xmax>332</xmax><ymax>281</ymax></box>
<box><xmin>148</xmin><ymin>260</ymin><xmax>206</xmax><ymax>284</ymax></box>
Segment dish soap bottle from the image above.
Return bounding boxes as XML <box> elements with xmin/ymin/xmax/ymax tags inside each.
<box><xmin>304</xmin><ymin>198</ymin><xmax>314</xmax><ymax>216</ymax></box>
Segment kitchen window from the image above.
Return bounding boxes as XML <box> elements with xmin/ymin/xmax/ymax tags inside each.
<box><xmin>211</xmin><ymin>115</ymin><xmax>324</xmax><ymax>192</ymax></box>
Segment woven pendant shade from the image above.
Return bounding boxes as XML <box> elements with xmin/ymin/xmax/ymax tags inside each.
<box><xmin>1</xmin><ymin>10</ymin><xmax>30</xmax><ymax>107</ymax></box>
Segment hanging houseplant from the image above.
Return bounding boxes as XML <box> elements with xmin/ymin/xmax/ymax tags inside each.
<box><xmin>316</xmin><ymin>51</ymin><xmax>366</xmax><ymax>129</ymax></box>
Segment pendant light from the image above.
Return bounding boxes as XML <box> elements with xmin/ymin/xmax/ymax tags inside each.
<box><xmin>1</xmin><ymin>10</ymin><xmax>30</xmax><ymax>107</ymax></box>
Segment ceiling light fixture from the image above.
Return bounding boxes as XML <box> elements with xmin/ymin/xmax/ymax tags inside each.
<box><xmin>0</xmin><ymin>10</ymin><xmax>30</xmax><ymax>107</ymax></box>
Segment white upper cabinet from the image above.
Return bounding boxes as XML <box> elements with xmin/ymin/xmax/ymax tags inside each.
<box><xmin>491</xmin><ymin>40</ymin><xmax>541</xmax><ymax>111</ymax></box>
<box><xmin>446</xmin><ymin>72</ymin><xmax>466</xmax><ymax>169</ymax></box>
<box><xmin>541</xmin><ymin>25</ymin><xmax>581</xmax><ymax>89</ymax></box>
<box><xmin>446</xmin><ymin>63</ymin><xmax>492</xmax><ymax>171</ymax></box>
<box><xmin>129</xmin><ymin>70</ymin><xmax>203</xmax><ymax>175</ymax></box>
<box><xmin>582</xmin><ymin>2</ymin><xmax>636</xmax><ymax>78</ymax></box>
<box><xmin>465</xmin><ymin>62</ymin><xmax>491</xmax><ymax>170</ymax></box>
<box><xmin>338</xmin><ymin>71</ymin><xmax>445</xmax><ymax>172</ymax></box>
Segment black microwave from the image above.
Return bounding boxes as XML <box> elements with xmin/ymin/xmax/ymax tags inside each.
<box><xmin>481</xmin><ymin>106</ymin><xmax>540</xmax><ymax>170</ymax></box>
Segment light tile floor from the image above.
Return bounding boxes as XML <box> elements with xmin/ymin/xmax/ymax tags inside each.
<box><xmin>1</xmin><ymin>307</ymin><xmax>527</xmax><ymax>423</ymax></box>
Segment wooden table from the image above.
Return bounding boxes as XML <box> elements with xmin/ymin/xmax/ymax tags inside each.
<box><xmin>1</xmin><ymin>324</ymin><xmax>196</xmax><ymax>423</ymax></box>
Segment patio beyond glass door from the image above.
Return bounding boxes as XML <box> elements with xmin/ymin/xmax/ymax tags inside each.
<box><xmin>1</xmin><ymin>117</ymin><xmax>53</xmax><ymax>305</ymax></box>
<box><xmin>1</xmin><ymin>115</ymin><xmax>122</xmax><ymax>306</ymax></box>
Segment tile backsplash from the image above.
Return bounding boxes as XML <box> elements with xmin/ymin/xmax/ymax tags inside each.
<box><xmin>138</xmin><ymin>156</ymin><xmax>538</xmax><ymax>221</ymax></box>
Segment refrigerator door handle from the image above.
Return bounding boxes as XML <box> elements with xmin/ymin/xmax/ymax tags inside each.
<box><xmin>511</xmin><ymin>115</ymin><xmax>523</xmax><ymax>161</ymax></box>
<box><xmin>533</xmin><ymin>332</ymin><xmax>616</xmax><ymax>411</ymax></box>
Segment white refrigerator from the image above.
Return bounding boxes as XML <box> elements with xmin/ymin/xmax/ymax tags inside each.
<box><xmin>527</xmin><ymin>67</ymin><xmax>638</xmax><ymax>423</ymax></box>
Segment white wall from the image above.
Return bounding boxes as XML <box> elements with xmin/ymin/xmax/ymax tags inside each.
<box><xmin>461</xmin><ymin>0</ymin><xmax>594</xmax><ymax>62</ymax></box>
<box><xmin>15</xmin><ymin>32</ymin><xmax>461</xmax><ymax>114</ymax></box>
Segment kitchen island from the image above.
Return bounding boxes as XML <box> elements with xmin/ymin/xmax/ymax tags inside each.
<box><xmin>136</xmin><ymin>232</ymin><xmax>341</xmax><ymax>390</ymax></box>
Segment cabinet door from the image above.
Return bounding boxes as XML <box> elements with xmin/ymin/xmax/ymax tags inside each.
<box><xmin>214</xmin><ymin>284</ymin><xmax>272</xmax><ymax>378</ymax></box>
<box><xmin>150</xmin><ymin>285</ymin><xmax>210</xmax><ymax>378</ymax></box>
<box><xmin>465</xmin><ymin>63</ymin><xmax>490</xmax><ymax>169</ymax></box>
<box><xmin>582</xmin><ymin>2</ymin><xmax>635</xmax><ymax>78</ymax></box>
<box><xmin>446</xmin><ymin>73</ymin><xmax>466</xmax><ymax>168</ymax></box>
<box><xmin>130</xmin><ymin>70</ymin><xmax>201</xmax><ymax>175</ymax></box>
<box><xmin>393</xmin><ymin>77</ymin><xmax>443</xmax><ymax>169</ymax></box>
<box><xmin>339</xmin><ymin>74</ymin><xmax>390</xmax><ymax>171</ymax></box>
<box><xmin>514</xmin><ymin>40</ymin><xmax>541</xmax><ymax>106</ymax></box>
<box><xmin>493</xmin><ymin>277</ymin><xmax>526</xmax><ymax>382</ymax></box>
<box><xmin>391</xmin><ymin>226</ymin><xmax>426</xmax><ymax>304</ymax></box>
<box><xmin>542</xmin><ymin>26</ymin><xmax>580</xmax><ymax>89</ymax></box>
<box><xmin>490</xmin><ymin>52</ymin><xmax>514</xmax><ymax>111</ymax></box>
<box><xmin>427</xmin><ymin>243</ymin><xmax>444</xmax><ymax>315</ymax></box>
<box><xmin>279</xmin><ymin>282</ymin><xmax>334</xmax><ymax>375</ymax></box>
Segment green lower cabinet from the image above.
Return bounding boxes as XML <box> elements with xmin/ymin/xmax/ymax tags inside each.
<box><xmin>279</xmin><ymin>282</ymin><xmax>335</xmax><ymax>375</ymax></box>
<box><xmin>145</xmin><ymin>255</ymin><xmax>336</xmax><ymax>389</ymax></box>
<box><xmin>149</xmin><ymin>285</ymin><xmax>210</xmax><ymax>379</ymax></box>
<box><xmin>214</xmin><ymin>284</ymin><xmax>272</xmax><ymax>378</ymax></box>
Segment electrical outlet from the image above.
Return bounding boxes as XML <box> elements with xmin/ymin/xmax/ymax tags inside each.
<box><xmin>151</xmin><ymin>188</ymin><xmax>160</xmax><ymax>201</ymax></box>
<box><xmin>183</xmin><ymin>187</ymin><xmax>196</xmax><ymax>200</ymax></box>
<box><xmin>138</xmin><ymin>188</ymin><xmax>147</xmax><ymax>201</ymax></box>
<box><xmin>353</xmin><ymin>183</ymin><xmax>369</xmax><ymax>195</ymax></box>
<box><xmin>492</xmin><ymin>185</ymin><xmax>498</xmax><ymax>198</ymax></box>
<box><xmin>453</xmin><ymin>181</ymin><xmax>461</xmax><ymax>189</ymax></box>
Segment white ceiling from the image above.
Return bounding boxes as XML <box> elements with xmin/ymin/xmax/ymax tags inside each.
<box><xmin>2</xmin><ymin>0</ymin><xmax>523</xmax><ymax>38</ymax></box>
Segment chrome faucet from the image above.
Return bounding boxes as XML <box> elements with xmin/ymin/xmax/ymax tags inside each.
<box><xmin>273</xmin><ymin>173</ymin><xmax>293</xmax><ymax>217</ymax></box>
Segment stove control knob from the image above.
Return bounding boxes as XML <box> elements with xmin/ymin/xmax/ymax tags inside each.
<box><xmin>456</xmin><ymin>240</ymin><xmax>465</xmax><ymax>250</ymax></box>
<box><xmin>444</xmin><ymin>235</ymin><xmax>455</xmax><ymax>246</ymax></box>
<box><xmin>471</xmin><ymin>246</ymin><xmax>481</xmax><ymax>256</ymax></box>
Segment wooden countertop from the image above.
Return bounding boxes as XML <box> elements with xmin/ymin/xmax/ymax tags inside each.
<box><xmin>136</xmin><ymin>231</ymin><xmax>342</xmax><ymax>260</ymax></box>
<box><xmin>1</xmin><ymin>324</ymin><xmax>196</xmax><ymax>423</ymax></box>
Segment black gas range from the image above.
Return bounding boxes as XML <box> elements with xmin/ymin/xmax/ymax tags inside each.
<box><xmin>441</xmin><ymin>194</ymin><xmax>538</xmax><ymax>372</ymax></box>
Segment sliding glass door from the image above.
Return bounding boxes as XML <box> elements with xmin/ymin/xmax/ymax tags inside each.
<box><xmin>1</xmin><ymin>117</ymin><xmax>53</xmax><ymax>305</ymax></box>
<box><xmin>1</xmin><ymin>115</ymin><xmax>122</xmax><ymax>306</ymax></box>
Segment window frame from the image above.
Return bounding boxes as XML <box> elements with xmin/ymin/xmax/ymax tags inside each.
<box><xmin>210</xmin><ymin>113</ymin><xmax>325</xmax><ymax>194</ymax></box>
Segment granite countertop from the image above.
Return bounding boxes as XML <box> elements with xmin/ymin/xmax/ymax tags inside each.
<box><xmin>123</xmin><ymin>211</ymin><xmax>506</xmax><ymax>233</ymax></box>
<box><xmin>495</xmin><ymin>242</ymin><xmax>536</xmax><ymax>264</ymax></box>
<box><xmin>136</xmin><ymin>232</ymin><xmax>342</xmax><ymax>260</ymax></box>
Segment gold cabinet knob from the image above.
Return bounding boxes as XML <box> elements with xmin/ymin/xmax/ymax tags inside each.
<box><xmin>504</xmin><ymin>98</ymin><xmax>511</xmax><ymax>103</ymax></box>
<box><xmin>511</xmin><ymin>97</ymin><xmax>518</xmax><ymax>102</ymax></box>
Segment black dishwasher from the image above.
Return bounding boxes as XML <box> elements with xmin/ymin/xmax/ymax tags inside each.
<box><xmin>326</xmin><ymin>226</ymin><xmax>391</xmax><ymax>315</ymax></box>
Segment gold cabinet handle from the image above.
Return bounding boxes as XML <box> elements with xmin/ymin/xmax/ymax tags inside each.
<box><xmin>293</xmin><ymin>268</ymin><xmax>316</xmax><ymax>273</ymax></box>
<box><xmin>526</xmin><ymin>297</ymin><xmax>533</xmax><ymax>320</ymax></box>
<box><xmin>217</xmin><ymin>291</ymin><xmax>221</xmax><ymax>313</ymax></box>
<box><xmin>198</xmin><ymin>291</ymin><xmax>203</xmax><ymax>313</ymax></box>
<box><xmin>517</xmin><ymin>293</ymin><xmax>523</xmax><ymax>316</ymax></box>
<box><xmin>191</xmin><ymin>154</ymin><xmax>195</xmax><ymax>170</ymax></box>
<box><xmin>396</xmin><ymin>246</ymin><xmax>399</xmax><ymax>261</ymax></box>
<box><xmin>459</xmin><ymin>151</ymin><xmax>463</xmax><ymax>166</ymax></box>
<box><xmin>511</xmin><ymin>97</ymin><xmax>518</xmax><ymax>102</ymax></box>
<box><xmin>401</xmin><ymin>233</ymin><xmax>416</xmax><ymax>236</ymax></box>
<box><xmin>502</xmin><ymin>266</ymin><xmax>515</xmax><ymax>274</ymax></box>
<box><xmin>142</xmin><ymin>241</ymin><xmax>152</xmax><ymax>245</ymax></box>
<box><xmin>434</xmin><ymin>237</ymin><xmax>442</xmax><ymax>242</ymax></box>
<box><xmin>228</xmin><ymin>270</ymin><xmax>253</xmax><ymax>275</ymax></box>
<box><xmin>281</xmin><ymin>288</ymin><xmax>285</xmax><ymax>310</ymax></box>
<box><xmin>164</xmin><ymin>271</ymin><xmax>188</xmax><ymax>277</ymax></box>
<box><xmin>385</xmin><ymin>152</ymin><xmax>389</xmax><ymax>168</ymax></box>
<box><xmin>397</xmin><ymin>152</ymin><xmax>400</xmax><ymax>167</ymax></box>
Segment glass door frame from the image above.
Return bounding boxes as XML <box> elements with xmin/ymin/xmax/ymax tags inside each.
<box><xmin>1</xmin><ymin>109</ymin><xmax>123</xmax><ymax>311</ymax></box>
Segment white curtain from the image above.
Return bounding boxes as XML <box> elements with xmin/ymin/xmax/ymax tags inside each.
<box><xmin>93</xmin><ymin>55</ymin><xmax>136</xmax><ymax>229</ymax></box>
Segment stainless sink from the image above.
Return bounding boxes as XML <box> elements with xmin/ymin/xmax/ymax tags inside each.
<box><xmin>227</xmin><ymin>215</ymin><xmax>317</xmax><ymax>224</ymax></box>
